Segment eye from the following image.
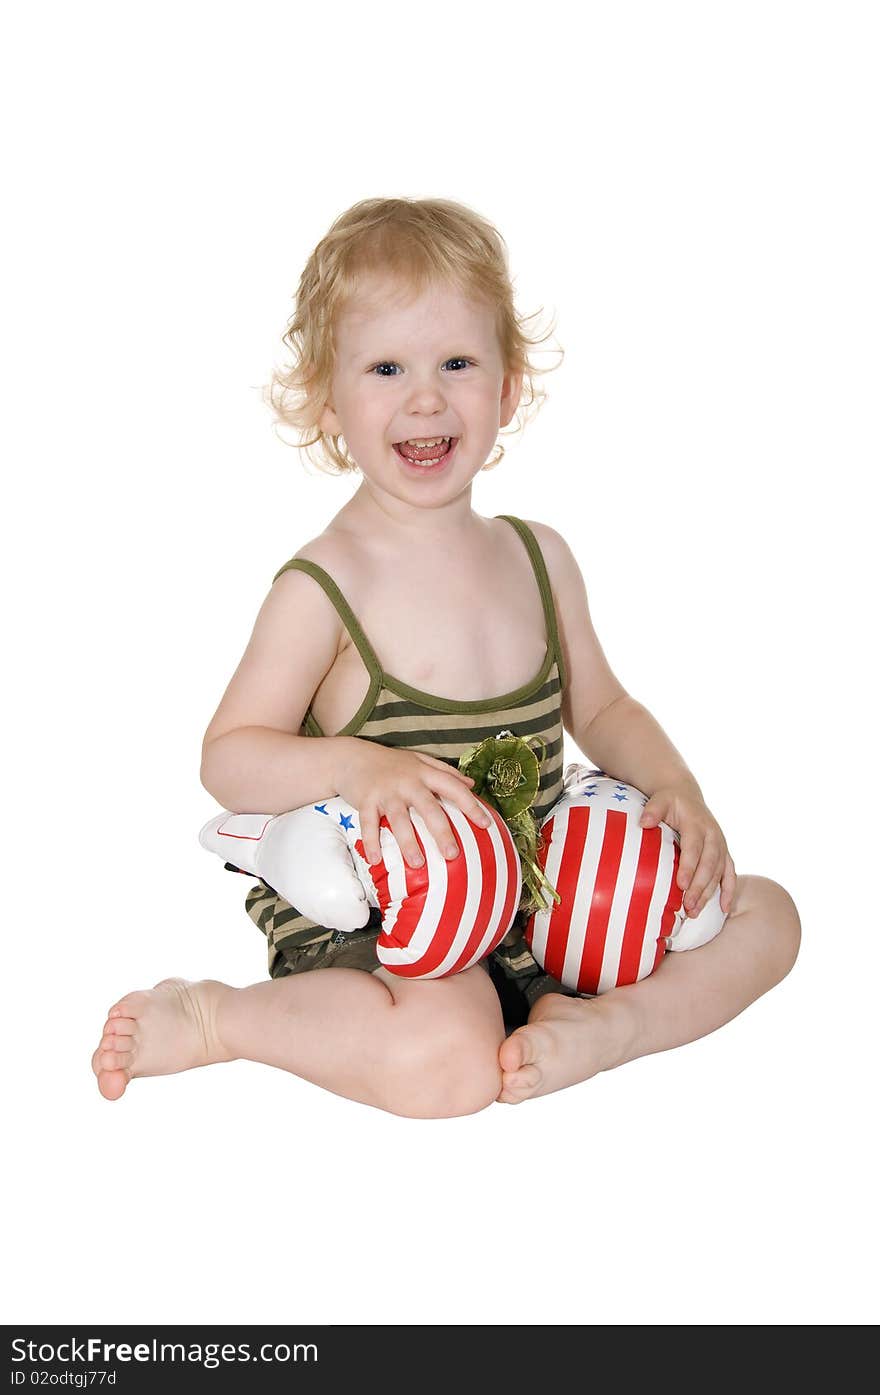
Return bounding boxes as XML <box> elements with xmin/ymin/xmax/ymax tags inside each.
<box><xmin>368</xmin><ymin>358</ymin><xmax>474</xmax><ymax>377</ymax></box>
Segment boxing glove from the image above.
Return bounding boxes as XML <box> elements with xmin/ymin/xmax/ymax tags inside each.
<box><xmin>200</xmin><ymin>795</ymin><xmax>522</xmax><ymax>979</ymax></box>
<box><xmin>524</xmin><ymin>764</ymin><xmax>727</xmax><ymax>995</ymax></box>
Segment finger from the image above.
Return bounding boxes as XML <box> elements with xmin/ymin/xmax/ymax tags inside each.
<box><xmin>384</xmin><ymin>805</ymin><xmax>425</xmax><ymax>869</ymax></box>
<box><xmin>448</xmin><ymin>789</ymin><xmax>493</xmax><ymax>829</ymax></box>
<box><xmin>720</xmin><ymin>854</ymin><xmax>737</xmax><ymax>915</ymax></box>
<box><xmin>683</xmin><ymin>840</ymin><xmax>721</xmax><ymax>916</ymax></box>
<box><xmin>422</xmin><ymin>770</ymin><xmax>493</xmax><ymax>825</ymax></box>
<box><xmin>464</xmin><ymin>797</ymin><xmax>494</xmax><ymax>829</ymax></box>
<box><xmin>415</xmin><ymin>753</ymin><xmax>475</xmax><ymax>783</ymax></box>
<box><xmin>423</xmin><ymin>770</ymin><xmax>492</xmax><ymax>825</ymax></box>
<box><xmin>676</xmin><ymin>833</ymin><xmax>703</xmax><ymax>895</ymax></box>
<box><xmin>639</xmin><ymin>798</ymin><xmax>667</xmax><ymax>827</ymax></box>
<box><xmin>414</xmin><ymin>799</ymin><xmax>461</xmax><ymax>861</ymax></box>
<box><xmin>688</xmin><ymin>876</ymin><xmax>721</xmax><ymax>919</ymax></box>
<box><xmin>359</xmin><ymin>808</ymin><xmax>382</xmax><ymax>866</ymax></box>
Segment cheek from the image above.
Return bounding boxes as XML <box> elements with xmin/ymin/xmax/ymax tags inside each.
<box><xmin>351</xmin><ymin>384</ymin><xmax>395</xmax><ymax>416</ymax></box>
<box><xmin>337</xmin><ymin>391</ymin><xmax>384</xmax><ymax>438</ymax></box>
<box><xmin>462</xmin><ymin>380</ymin><xmax>502</xmax><ymax>412</ymax></box>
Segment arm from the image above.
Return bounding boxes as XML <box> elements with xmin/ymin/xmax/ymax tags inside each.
<box><xmin>198</xmin><ymin>566</ymin><xmax>483</xmax><ymax>855</ymax></box>
<box><xmin>525</xmin><ymin>520</ymin><xmax>701</xmax><ymax>797</ymax></box>
<box><xmin>574</xmin><ymin>697</ymin><xmax>702</xmax><ymax>802</ymax></box>
<box><xmin>199</xmin><ymin>566</ymin><xmax>356</xmax><ymax>813</ymax></box>
<box><xmin>201</xmin><ymin>726</ymin><xmax>360</xmax><ymax>816</ymax></box>
<box><xmin>526</xmin><ymin>521</ymin><xmax>735</xmax><ymax>916</ymax></box>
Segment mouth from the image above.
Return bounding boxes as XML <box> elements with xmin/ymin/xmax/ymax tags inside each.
<box><xmin>392</xmin><ymin>436</ymin><xmax>459</xmax><ymax>473</ymax></box>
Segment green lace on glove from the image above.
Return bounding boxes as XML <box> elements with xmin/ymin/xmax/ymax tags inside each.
<box><xmin>457</xmin><ymin>730</ymin><xmax>561</xmax><ymax>917</ymax></box>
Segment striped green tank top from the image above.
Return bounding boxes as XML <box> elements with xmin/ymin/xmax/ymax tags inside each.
<box><xmin>246</xmin><ymin>514</ymin><xmax>567</xmax><ymax>965</ymax></box>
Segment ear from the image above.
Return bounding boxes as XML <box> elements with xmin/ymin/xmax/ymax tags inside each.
<box><xmin>318</xmin><ymin>400</ymin><xmax>342</xmax><ymax>436</ymax></box>
<box><xmin>499</xmin><ymin>370</ymin><xmax>523</xmax><ymax>429</ymax></box>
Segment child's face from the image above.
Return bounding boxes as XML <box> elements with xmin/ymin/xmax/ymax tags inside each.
<box><xmin>319</xmin><ymin>275</ymin><xmax>522</xmax><ymax>504</ymax></box>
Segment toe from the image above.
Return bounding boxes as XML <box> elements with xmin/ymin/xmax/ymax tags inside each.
<box><xmin>108</xmin><ymin>991</ymin><xmax>149</xmax><ymax>1019</ymax></box>
<box><xmin>105</xmin><ymin>1015</ymin><xmax>136</xmax><ymax>1037</ymax></box>
<box><xmin>98</xmin><ymin>1048</ymin><xmax>133</xmax><ymax>1072</ymax></box>
<box><xmin>498</xmin><ymin>1025</ymin><xmax>540</xmax><ymax>1075</ymax></box>
<box><xmin>92</xmin><ymin>1044</ymin><xmax>132</xmax><ymax>1097</ymax></box>
<box><xmin>509</xmin><ymin>1063</ymin><xmax>542</xmax><ymax>1092</ymax></box>
<box><xmin>497</xmin><ymin>1063</ymin><xmax>543</xmax><ymax>1104</ymax></box>
<box><xmin>97</xmin><ymin>1068</ymin><xmax>130</xmax><ymax>1101</ymax></box>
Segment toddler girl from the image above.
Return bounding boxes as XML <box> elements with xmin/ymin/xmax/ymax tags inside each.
<box><xmin>91</xmin><ymin>197</ymin><xmax>800</xmax><ymax>1115</ymax></box>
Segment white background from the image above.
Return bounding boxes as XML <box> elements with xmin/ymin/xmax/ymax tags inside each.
<box><xmin>3</xmin><ymin>0</ymin><xmax>877</xmax><ymax>1327</ymax></box>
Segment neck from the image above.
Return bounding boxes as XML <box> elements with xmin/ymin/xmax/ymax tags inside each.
<box><xmin>342</xmin><ymin>478</ymin><xmax>485</xmax><ymax>542</ymax></box>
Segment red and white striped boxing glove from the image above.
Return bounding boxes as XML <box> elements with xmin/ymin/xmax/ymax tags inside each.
<box><xmin>524</xmin><ymin>764</ymin><xmax>727</xmax><ymax>995</ymax></box>
<box><xmin>199</xmin><ymin>795</ymin><xmax>521</xmax><ymax>979</ymax></box>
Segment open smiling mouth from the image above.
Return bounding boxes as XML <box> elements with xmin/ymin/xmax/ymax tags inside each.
<box><xmin>392</xmin><ymin>436</ymin><xmax>459</xmax><ymax>467</ymax></box>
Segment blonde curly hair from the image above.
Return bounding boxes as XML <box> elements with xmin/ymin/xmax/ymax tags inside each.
<box><xmin>263</xmin><ymin>197</ymin><xmax>563</xmax><ymax>475</ymax></box>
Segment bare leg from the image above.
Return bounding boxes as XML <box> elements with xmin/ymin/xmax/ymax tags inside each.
<box><xmin>92</xmin><ymin>961</ymin><xmax>506</xmax><ymax>1119</ymax></box>
<box><xmin>497</xmin><ymin>873</ymin><xmax>801</xmax><ymax>1104</ymax></box>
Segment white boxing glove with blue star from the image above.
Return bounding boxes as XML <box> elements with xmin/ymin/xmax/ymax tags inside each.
<box><xmin>199</xmin><ymin>801</ymin><xmax>374</xmax><ymax>932</ymax></box>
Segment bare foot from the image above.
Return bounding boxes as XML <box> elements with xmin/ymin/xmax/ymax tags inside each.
<box><xmin>496</xmin><ymin>992</ymin><xmax>636</xmax><ymax>1104</ymax></box>
<box><xmin>91</xmin><ymin>978</ymin><xmax>234</xmax><ymax>1101</ymax></box>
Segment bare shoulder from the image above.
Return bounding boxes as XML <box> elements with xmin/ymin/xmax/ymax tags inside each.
<box><xmin>518</xmin><ymin>518</ymin><xmax>582</xmax><ymax>591</ymax></box>
<box><xmin>281</xmin><ymin>519</ymin><xmax>370</xmax><ymax>592</ymax></box>
<box><xmin>200</xmin><ymin>528</ymin><xmax>351</xmax><ymax>754</ymax></box>
<box><xmin>518</xmin><ymin>516</ymin><xmax>588</xmax><ymax>650</ymax></box>
<box><xmin>261</xmin><ymin>530</ymin><xmax>344</xmax><ymax>630</ymax></box>
<box><xmin>519</xmin><ymin>518</ymin><xmax>628</xmax><ymax>748</ymax></box>
<box><xmin>268</xmin><ymin>517</ymin><xmax>368</xmax><ymax>613</ymax></box>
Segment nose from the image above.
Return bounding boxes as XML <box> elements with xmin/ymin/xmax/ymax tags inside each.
<box><xmin>404</xmin><ymin>371</ymin><xmax>447</xmax><ymax>415</ymax></box>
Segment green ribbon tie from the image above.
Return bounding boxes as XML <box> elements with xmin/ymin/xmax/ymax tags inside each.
<box><xmin>457</xmin><ymin>729</ymin><xmax>561</xmax><ymax>918</ymax></box>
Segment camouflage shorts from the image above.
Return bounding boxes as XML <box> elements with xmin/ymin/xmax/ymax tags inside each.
<box><xmin>243</xmin><ymin>877</ymin><xmax>582</xmax><ymax>1031</ymax></box>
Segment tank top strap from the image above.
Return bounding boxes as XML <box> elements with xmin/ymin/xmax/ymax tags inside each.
<box><xmin>494</xmin><ymin>515</ymin><xmax>568</xmax><ymax>689</ymax></box>
<box><xmin>271</xmin><ymin>557</ymin><xmax>384</xmax><ymax>684</ymax></box>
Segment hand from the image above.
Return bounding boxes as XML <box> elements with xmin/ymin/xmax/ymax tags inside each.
<box><xmin>639</xmin><ymin>784</ymin><xmax>737</xmax><ymax>917</ymax></box>
<box><xmin>336</xmin><ymin>740</ymin><xmax>494</xmax><ymax>869</ymax></box>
